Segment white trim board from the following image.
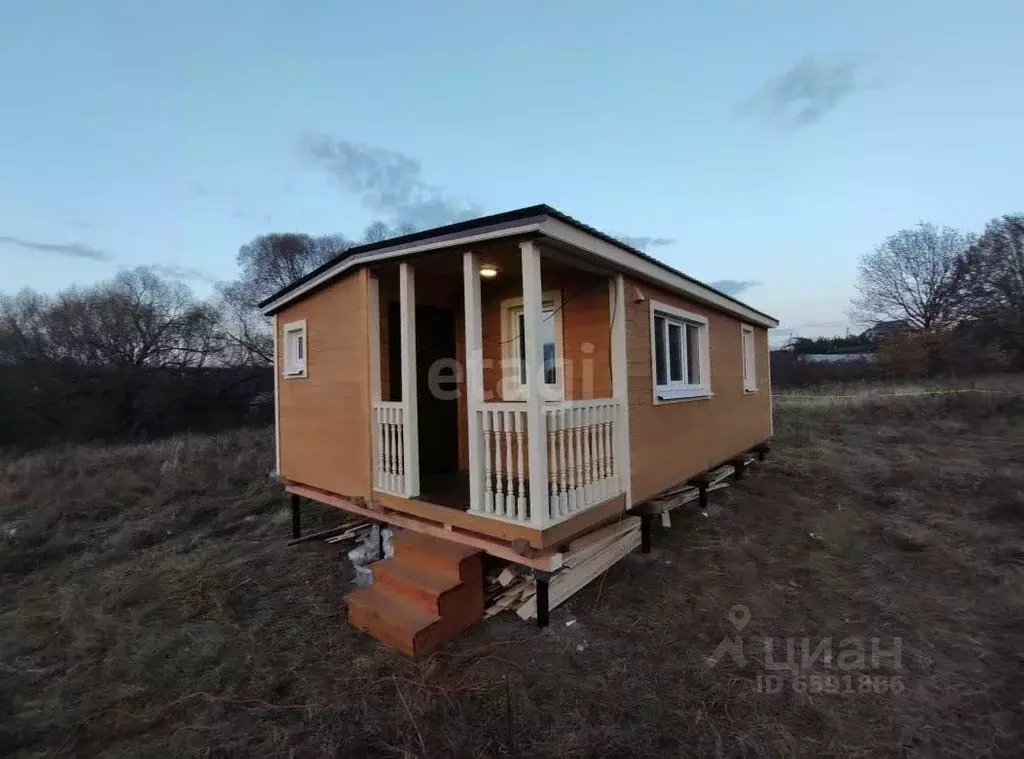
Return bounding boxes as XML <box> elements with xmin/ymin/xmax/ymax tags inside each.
<box><xmin>539</xmin><ymin>217</ymin><xmax>777</xmax><ymax>328</ymax></box>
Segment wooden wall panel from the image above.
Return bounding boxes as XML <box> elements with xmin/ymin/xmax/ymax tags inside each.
<box><xmin>479</xmin><ymin>262</ymin><xmax>611</xmax><ymax>401</ymax></box>
<box><xmin>624</xmin><ymin>278</ymin><xmax>772</xmax><ymax>504</ymax></box>
<box><xmin>277</xmin><ymin>269</ymin><xmax>372</xmax><ymax>499</ymax></box>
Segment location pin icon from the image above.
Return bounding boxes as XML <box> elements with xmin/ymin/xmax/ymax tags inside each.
<box><xmin>727</xmin><ymin>604</ymin><xmax>750</xmax><ymax>632</ymax></box>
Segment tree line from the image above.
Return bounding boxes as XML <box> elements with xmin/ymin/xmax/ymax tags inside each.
<box><xmin>0</xmin><ymin>222</ymin><xmax>411</xmax><ymax>448</ymax></box>
<box><xmin>2</xmin><ymin>211</ymin><xmax>1020</xmax><ymax>445</ymax></box>
<box><xmin>849</xmin><ymin>213</ymin><xmax>1024</xmax><ymax>372</ymax></box>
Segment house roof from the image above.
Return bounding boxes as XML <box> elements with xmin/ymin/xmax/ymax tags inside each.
<box><xmin>259</xmin><ymin>204</ymin><xmax>779</xmax><ymax>328</ymax></box>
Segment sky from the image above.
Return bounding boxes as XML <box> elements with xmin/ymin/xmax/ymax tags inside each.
<box><xmin>1</xmin><ymin>1</ymin><xmax>1021</xmax><ymax>341</ymax></box>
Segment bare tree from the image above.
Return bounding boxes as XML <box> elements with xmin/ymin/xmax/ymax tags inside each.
<box><xmin>220</xmin><ymin>223</ymin><xmax>413</xmax><ymax>365</ymax></box>
<box><xmin>962</xmin><ymin>214</ymin><xmax>1024</xmax><ymax>365</ymax></box>
<box><xmin>850</xmin><ymin>222</ymin><xmax>976</xmax><ymax>330</ymax></box>
<box><xmin>233</xmin><ymin>233</ymin><xmax>352</xmax><ymax>305</ymax></box>
<box><xmin>363</xmin><ymin>220</ymin><xmax>417</xmax><ymax>243</ymax></box>
<box><xmin>217</xmin><ymin>233</ymin><xmax>352</xmax><ymax>364</ymax></box>
<box><xmin>0</xmin><ymin>267</ymin><xmax>223</xmax><ymax>369</ymax></box>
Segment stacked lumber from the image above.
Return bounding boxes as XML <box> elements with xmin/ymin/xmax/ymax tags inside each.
<box><xmin>517</xmin><ymin>518</ymin><xmax>641</xmax><ymax>620</ymax></box>
<box><xmin>325</xmin><ymin>521</ymin><xmax>372</xmax><ymax>544</ymax></box>
<box><xmin>482</xmin><ymin>518</ymin><xmax>642</xmax><ymax>620</ymax></box>
<box><xmin>287</xmin><ymin>520</ymin><xmax>372</xmax><ymax>546</ymax></box>
<box><xmin>645</xmin><ymin>457</ymin><xmax>753</xmax><ymax>517</ymax></box>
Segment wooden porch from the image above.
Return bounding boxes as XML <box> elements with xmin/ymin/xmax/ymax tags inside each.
<box><xmin>365</xmin><ymin>239</ymin><xmax>632</xmax><ymax>539</ymax></box>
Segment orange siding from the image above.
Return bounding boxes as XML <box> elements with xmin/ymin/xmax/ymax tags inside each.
<box><xmin>276</xmin><ymin>269</ymin><xmax>372</xmax><ymax>499</ymax></box>
<box><xmin>625</xmin><ymin>278</ymin><xmax>772</xmax><ymax>504</ymax></box>
<box><xmin>480</xmin><ymin>266</ymin><xmax>611</xmax><ymax>401</ymax></box>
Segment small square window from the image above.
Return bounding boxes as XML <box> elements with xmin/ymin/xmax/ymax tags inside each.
<box><xmin>282</xmin><ymin>320</ymin><xmax>307</xmax><ymax>378</ymax></box>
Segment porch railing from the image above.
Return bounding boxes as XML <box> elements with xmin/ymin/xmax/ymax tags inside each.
<box><xmin>373</xmin><ymin>401</ymin><xmax>406</xmax><ymax>495</ymax></box>
<box><xmin>469</xmin><ymin>398</ymin><xmax>623</xmax><ymax>528</ymax></box>
<box><xmin>545</xmin><ymin>399</ymin><xmax>620</xmax><ymax>520</ymax></box>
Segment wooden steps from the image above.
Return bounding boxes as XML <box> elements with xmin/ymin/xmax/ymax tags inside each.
<box><xmin>345</xmin><ymin>530</ymin><xmax>483</xmax><ymax>657</ymax></box>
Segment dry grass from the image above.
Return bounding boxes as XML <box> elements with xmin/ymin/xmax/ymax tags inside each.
<box><xmin>2</xmin><ymin>389</ymin><xmax>1023</xmax><ymax>756</ymax></box>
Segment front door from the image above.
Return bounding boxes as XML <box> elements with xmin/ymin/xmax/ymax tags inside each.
<box><xmin>387</xmin><ymin>302</ymin><xmax>460</xmax><ymax>483</ymax></box>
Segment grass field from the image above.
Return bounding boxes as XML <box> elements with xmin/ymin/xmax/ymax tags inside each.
<box><xmin>2</xmin><ymin>389</ymin><xmax>1023</xmax><ymax>756</ymax></box>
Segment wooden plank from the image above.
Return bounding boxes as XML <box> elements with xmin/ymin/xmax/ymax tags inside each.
<box><xmin>562</xmin><ymin>519</ymin><xmax>640</xmax><ymax>568</ymax></box>
<box><xmin>372</xmin><ymin>489</ymin><xmax>544</xmax><ymax>546</ymax></box>
<box><xmin>564</xmin><ymin>525</ymin><xmax>640</xmax><ymax>568</ymax></box>
<box><xmin>285</xmin><ymin>483</ymin><xmax>564</xmax><ymax>572</ymax></box>
<box><xmin>566</xmin><ymin>516</ymin><xmax>640</xmax><ymax>553</ymax></box>
<box><xmin>537</xmin><ymin>494</ymin><xmax>628</xmax><ymax>549</ymax></box>
<box><xmin>287</xmin><ymin>521</ymin><xmax>370</xmax><ymax>546</ymax></box>
<box><xmin>517</xmin><ymin>529</ymin><xmax>641</xmax><ymax>620</ymax></box>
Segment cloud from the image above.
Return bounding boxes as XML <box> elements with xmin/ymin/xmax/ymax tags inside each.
<box><xmin>0</xmin><ymin>234</ymin><xmax>112</xmax><ymax>261</ymax></box>
<box><xmin>616</xmin><ymin>235</ymin><xmax>676</xmax><ymax>252</ymax></box>
<box><xmin>150</xmin><ymin>263</ymin><xmax>219</xmax><ymax>284</ymax></box>
<box><xmin>736</xmin><ymin>57</ymin><xmax>867</xmax><ymax>128</ymax></box>
<box><xmin>300</xmin><ymin>135</ymin><xmax>481</xmax><ymax>229</ymax></box>
<box><xmin>710</xmin><ymin>279</ymin><xmax>760</xmax><ymax>296</ymax></box>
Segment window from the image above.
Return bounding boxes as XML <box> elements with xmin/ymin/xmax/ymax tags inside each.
<box><xmin>283</xmin><ymin>319</ymin><xmax>307</xmax><ymax>378</ymax></box>
<box><xmin>741</xmin><ymin>324</ymin><xmax>757</xmax><ymax>392</ymax></box>
<box><xmin>649</xmin><ymin>301</ymin><xmax>710</xmax><ymax>402</ymax></box>
<box><xmin>501</xmin><ymin>291</ymin><xmax>563</xmax><ymax>400</ymax></box>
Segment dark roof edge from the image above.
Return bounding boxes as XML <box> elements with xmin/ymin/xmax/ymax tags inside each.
<box><xmin>259</xmin><ymin>204</ymin><xmax>778</xmax><ymax>326</ymax></box>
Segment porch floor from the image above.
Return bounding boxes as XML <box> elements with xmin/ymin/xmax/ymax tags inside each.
<box><xmin>416</xmin><ymin>472</ymin><xmax>471</xmax><ymax>511</ymax></box>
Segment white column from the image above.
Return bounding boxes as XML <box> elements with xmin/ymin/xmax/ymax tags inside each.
<box><xmin>272</xmin><ymin>314</ymin><xmax>281</xmax><ymax>477</ymax></box>
<box><xmin>609</xmin><ymin>274</ymin><xmax>632</xmax><ymax>507</ymax></box>
<box><xmin>399</xmin><ymin>261</ymin><xmax>420</xmax><ymax>497</ymax></box>
<box><xmin>462</xmin><ymin>250</ymin><xmax>485</xmax><ymax>512</ymax></box>
<box><xmin>520</xmin><ymin>240</ymin><xmax>550</xmax><ymax>528</ymax></box>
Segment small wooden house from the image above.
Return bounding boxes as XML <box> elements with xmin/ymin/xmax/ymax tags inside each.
<box><xmin>262</xmin><ymin>205</ymin><xmax>777</xmax><ymax>655</ymax></box>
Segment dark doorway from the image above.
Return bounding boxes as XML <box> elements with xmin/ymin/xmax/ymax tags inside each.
<box><xmin>387</xmin><ymin>302</ymin><xmax>462</xmax><ymax>503</ymax></box>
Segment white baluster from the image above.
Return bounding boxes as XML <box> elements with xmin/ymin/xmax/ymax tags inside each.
<box><xmin>595</xmin><ymin>405</ymin><xmax>606</xmax><ymax>500</ymax></box>
<box><xmin>558</xmin><ymin>408</ymin><xmax>568</xmax><ymax>516</ymax></box>
<box><xmin>516</xmin><ymin>410</ymin><xmax>527</xmax><ymax>521</ymax></box>
<box><xmin>604</xmin><ymin>404</ymin><xmax>614</xmax><ymax>495</ymax></box>
<box><xmin>546</xmin><ymin>410</ymin><xmax>556</xmax><ymax>521</ymax></box>
<box><xmin>504</xmin><ymin>410</ymin><xmax>514</xmax><ymax>518</ymax></box>
<box><xmin>577</xmin><ymin>406</ymin><xmax>587</xmax><ymax>507</ymax></box>
<box><xmin>589</xmin><ymin>405</ymin><xmax>598</xmax><ymax>506</ymax></box>
<box><xmin>580</xmin><ymin>406</ymin><xmax>588</xmax><ymax>507</ymax></box>
<box><xmin>395</xmin><ymin>407</ymin><xmax>405</xmax><ymax>493</ymax></box>
<box><xmin>380</xmin><ymin>407</ymin><xmax>387</xmax><ymax>491</ymax></box>
<box><xmin>482</xmin><ymin>409</ymin><xmax>494</xmax><ymax>513</ymax></box>
<box><xmin>572</xmin><ymin>407</ymin><xmax>583</xmax><ymax>511</ymax></box>
<box><xmin>493</xmin><ymin>411</ymin><xmax>505</xmax><ymax>515</ymax></box>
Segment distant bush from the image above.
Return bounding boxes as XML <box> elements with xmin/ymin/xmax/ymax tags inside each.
<box><xmin>0</xmin><ymin>363</ymin><xmax>272</xmax><ymax>450</ymax></box>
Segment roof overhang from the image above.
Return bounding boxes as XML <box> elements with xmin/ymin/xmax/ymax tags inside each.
<box><xmin>259</xmin><ymin>207</ymin><xmax>779</xmax><ymax>329</ymax></box>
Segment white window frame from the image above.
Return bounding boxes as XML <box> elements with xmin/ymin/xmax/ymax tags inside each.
<box><xmin>282</xmin><ymin>319</ymin><xmax>307</xmax><ymax>378</ymax></box>
<box><xmin>649</xmin><ymin>300</ymin><xmax>711</xmax><ymax>403</ymax></box>
<box><xmin>500</xmin><ymin>290</ymin><xmax>564</xmax><ymax>401</ymax></box>
<box><xmin>741</xmin><ymin>324</ymin><xmax>757</xmax><ymax>393</ymax></box>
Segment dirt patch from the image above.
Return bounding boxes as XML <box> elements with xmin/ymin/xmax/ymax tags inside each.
<box><xmin>2</xmin><ymin>392</ymin><xmax>1023</xmax><ymax>755</ymax></box>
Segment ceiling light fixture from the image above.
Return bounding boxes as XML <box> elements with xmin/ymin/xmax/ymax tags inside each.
<box><xmin>479</xmin><ymin>264</ymin><xmax>498</xmax><ymax>278</ymax></box>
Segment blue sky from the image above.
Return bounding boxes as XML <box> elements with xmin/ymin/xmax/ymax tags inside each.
<box><xmin>1</xmin><ymin>1</ymin><xmax>1021</xmax><ymax>340</ymax></box>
